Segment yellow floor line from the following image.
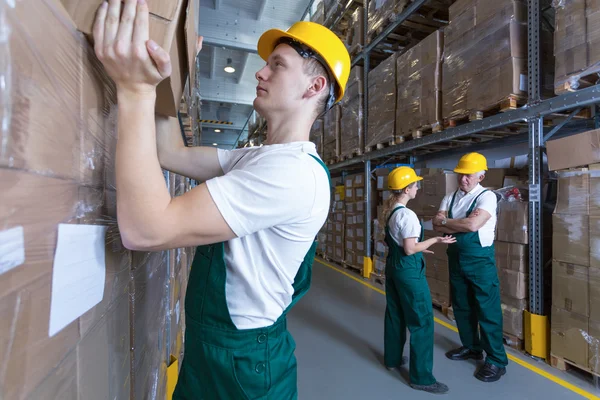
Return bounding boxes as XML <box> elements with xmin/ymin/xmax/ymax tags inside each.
<box><xmin>315</xmin><ymin>258</ymin><xmax>600</xmax><ymax>400</ymax></box>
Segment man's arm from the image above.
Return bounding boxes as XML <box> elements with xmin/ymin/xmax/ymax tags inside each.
<box><xmin>93</xmin><ymin>0</ymin><xmax>235</xmax><ymax>251</ymax></box>
<box><xmin>155</xmin><ymin>115</ymin><xmax>224</xmax><ymax>182</ymax></box>
<box><xmin>433</xmin><ymin>209</ymin><xmax>491</xmax><ymax>233</ymax></box>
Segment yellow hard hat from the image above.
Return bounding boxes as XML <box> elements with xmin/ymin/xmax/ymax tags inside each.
<box><xmin>388</xmin><ymin>167</ymin><xmax>423</xmax><ymax>191</ymax></box>
<box><xmin>257</xmin><ymin>21</ymin><xmax>351</xmax><ymax>104</ymax></box>
<box><xmin>454</xmin><ymin>152</ymin><xmax>488</xmax><ymax>175</ymax></box>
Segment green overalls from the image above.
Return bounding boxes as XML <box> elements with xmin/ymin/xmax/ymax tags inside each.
<box><xmin>384</xmin><ymin>205</ymin><xmax>436</xmax><ymax>386</ymax></box>
<box><xmin>446</xmin><ymin>190</ymin><xmax>508</xmax><ymax>368</ymax></box>
<box><xmin>173</xmin><ymin>154</ymin><xmax>330</xmax><ymax>400</ymax></box>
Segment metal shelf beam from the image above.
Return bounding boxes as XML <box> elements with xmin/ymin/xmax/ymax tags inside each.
<box><xmin>328</xmin><ymin>84</ymin><xmax>600</xmax><ymax>170</ymax></box>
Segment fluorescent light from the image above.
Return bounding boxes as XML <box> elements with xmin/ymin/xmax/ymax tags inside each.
<box><xmin>213</xmin><ymin>143</ymin><xmax>218</xmax><ymax>146</ymax></box>
<box><xmin>214</xmin><ymin>129</ymin><xmax>221</xmax><ymax>132</ymax></box>
<box><xmin>224</xmin><ymin>58</ymin><xmax>235</xmax><ymax>73</ymax></box>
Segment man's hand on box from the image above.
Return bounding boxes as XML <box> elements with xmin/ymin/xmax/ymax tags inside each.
<box><xmin>93</xmin><ymin>0</ymin><xmax>172</xmax><ymax>96</ymax></box>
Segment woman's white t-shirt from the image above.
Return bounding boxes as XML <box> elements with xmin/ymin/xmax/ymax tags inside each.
<box><xmin>388</xmin><ymin>204</ymin><xmax>421</xmax><ymax>247</ymax></box>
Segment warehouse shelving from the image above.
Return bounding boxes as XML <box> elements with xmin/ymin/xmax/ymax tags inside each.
<box><xmin>316</xmin><ymin>0</ymin><xmax>600</xmax><ymax>325</ymax></box>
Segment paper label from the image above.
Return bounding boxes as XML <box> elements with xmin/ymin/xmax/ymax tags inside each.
<box><xmin>49</xmin><ymin>224</ymin><xmax>108</xmax><ymax>337</ymax></box>
<box><xmin>0</xmin><ymin>226</ymin><xmax>25</xmax><ymax>275</ymax></box>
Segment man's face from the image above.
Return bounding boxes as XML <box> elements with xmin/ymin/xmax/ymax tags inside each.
<box><xmin>458</xmin><ymin>173</ymin><xmax>483</xmax><ymax>193</ymax></box>
<box><xmin>253</xmin><ymin>44</ymin><xmax>314</xmax><ymax>116</ymax></box>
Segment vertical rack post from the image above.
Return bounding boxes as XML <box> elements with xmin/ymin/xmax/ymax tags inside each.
<box><xmin>362</xmin><ymin>0</ymin><xmax>372</xmax><ymax>278</ymax></box>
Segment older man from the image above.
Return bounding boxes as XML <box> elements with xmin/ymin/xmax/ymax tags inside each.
<box><xmin>433</xmin><ymin>152</ymin><xmax>508</xmax><ymax>382</ymax></box>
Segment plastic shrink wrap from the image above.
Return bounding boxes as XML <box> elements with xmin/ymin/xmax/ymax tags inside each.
<box><xmin>395</xmin><ymin>30</ymin><xmax>443</xmax><ymax>138</ymax></box>
<box><xmin>367</xmin><ymin>0</ymin><xmax>408</xmax><ymax>43</ymax></box>
<box><xmin>323</xmin><ymin>104</ymin><xmax>340</xmax><ymax>162</ymax></box>
<box><xmin>0</xmin><ymin>1</ymin><xmax>194</xmax><ymax>398</ymax></box>
<box><xmin>339</xmin><ymin>66</ymin><xmax>364</xmax><ymax>158</ymax></box>
<box><xmin>310</xmin><ymin>118</ymin><xmax>324</xmax><ymax>158</ymax></box>
<box><xmin>367</xmin><ymin>54</ymin><xmax>397</xmax><ymax>149</ymax></box>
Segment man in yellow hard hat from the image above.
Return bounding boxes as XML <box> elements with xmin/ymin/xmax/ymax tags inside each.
<box><xmin>433</xmin><ymin>153</ymin><xmax>508</xmax><ymax>382</ymax></box>
<box><xmin>92</xmin><ymin>1</ymin><xmax>349</xmax><ymax>398</ymax></box>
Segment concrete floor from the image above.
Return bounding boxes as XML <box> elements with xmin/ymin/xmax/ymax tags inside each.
<box><xmin>287</xmin><ymin>259</ymin><xmax>600</xmax><ymax>400</ymax></box>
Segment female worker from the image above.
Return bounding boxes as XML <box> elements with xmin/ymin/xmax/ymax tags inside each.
<box><xmin>383</xmin><ymin>167</ymin><xmax>455</xmax><ymax>395</ymax></box>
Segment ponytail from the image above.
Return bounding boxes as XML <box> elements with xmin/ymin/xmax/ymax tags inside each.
<box><xmin>382</xmin><ymin>191</ymin><xmax>403</xmax><ymax>225</ymax></box>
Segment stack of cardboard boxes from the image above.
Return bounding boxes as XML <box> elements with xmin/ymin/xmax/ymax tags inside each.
<box><xmin>547</xmin><ymin>129</ymin><xmax>600</xmax><ymax>374</ymax></box>
<box><xmin>323</xmin><ymin>104</ymin><xmax>340</xmax><ymax>162</ymax></box>
<box><xmin>367</xmin><ymin>0</ymin><xmax>408</xmax><ymax>43</ymax></box>
<box><xmin>367</xmin><ymin>54</ymin><xmax>398</xmax><ymax>149</ymax></box>
<box><xmin>396</xmin><ymin>30</ymin><xmax>443</xmax><ymax>138</ymax></box>
<box><xmin>0</xmin><ymin>0</ymin><xmax>198</xmax><ymax>397</ymax></box>
<box><xmin>339</xmin><ymin>67</ymin><xmax>364</xmax><ymax>159</ymax></box>
<box><xmin>345</xmin><ymin>7</ymin><xmax>365</xmax><ymax>54</ymax></box>
<box><xmin>553</xmin><ymin>0</ymin><xmax>600</xmax><ymax>94</ymax></box>
<box><xmin>310</xmin><ymin>118</ymin><xmax>324</xmax><ymax>158</ymax></box>
<box><xmin>344</xmin><ymin>173</ymin><xmax>366</xmax><ymax>270</ymax></box>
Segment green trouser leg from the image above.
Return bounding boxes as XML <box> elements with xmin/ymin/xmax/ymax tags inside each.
<box><xmin>384</xmin><ymin>267</ymin><xmax>436</xmax><ymax>386</ymax></box>
<box><xmin>449</xmin><ymin>251</ymin><xmax>508</xmax><ymax>367</ymax></box>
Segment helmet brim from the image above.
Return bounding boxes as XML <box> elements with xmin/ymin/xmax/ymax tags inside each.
<box><xmin>388</xmin><ymin>176</ymin><xmax>423</xmax><ymax>191</ymax></box>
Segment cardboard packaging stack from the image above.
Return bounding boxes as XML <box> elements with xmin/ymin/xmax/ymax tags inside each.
<box><xmin>344</xmin><ymin>173</ymin><xmax>366</xmax><ymax>270</ymax></box>
<box><xmin>553</xmin><ymin>0</ymin><xmax>600</xmax><ymax>94</ymax></box>
<box><xmin>396</xmin><ymin>30</ymin><xmax>443</xmax><ymax>138</ymax></box>
<box><xmin>340</xmin><ymin>67</ymin><xmax>364</xmax><ymax>159</ymax></box>
<box><xmin>311</xmin><ymin>1</ymin><xmax>326</xmax><ymax>24</ymax></box>
<box><xmin>323</xmin><ymin>104</ymin><xmax>341</xmax><ymax>162</ymax></box>
<box><xmin>442</xmin><ymin>0</ymin><xmax>528</xmax><ymax>120</ymax></box>
<box><xmin>0</xmin><ymin>1</ymin><xmax>197</xmax><ymax>397</ymax></box>
<box><xmin>345</xmin><ymin>7</ymin><xmax>365</xmax><ymax>54</ymax></box>
<box><xmin>367</xmin><ymin>54</ymin><xmax>398</xmax><ymax>149</ymax></box>
<box><xmin>367</xmin><ymin>0</ymin><xmax>408</xmax><ymax>43</ymax></box>
<box><xmin>310</xmin><ymin>118</ymin><xmax>324</xmax><ymax>158</ymax></box>
<box><xmin>546</xmin><ymin>130</ymin><xmax>600</xmax><ymax>373</ymax></box>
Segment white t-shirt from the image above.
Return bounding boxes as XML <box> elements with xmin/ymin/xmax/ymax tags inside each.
<box><xmin>205</xmin><ymin>142</ymin><xmax>330</xmax><ymax>329</ymax></box>
<box><xmin>388</xmin><ymin>204</ymin><xmax>421</xmax><ymax>247</ymax></box>
<box><xmin>439</xmin><ymin>184</ymin><xmax>497</xmax><ymax>247</ymax></box>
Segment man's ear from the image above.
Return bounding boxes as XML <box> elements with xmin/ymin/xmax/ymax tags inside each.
<box><xmin>305</xmin><ymin>75</ymin><xmax>328</xmax><ymax>99</ymax></box>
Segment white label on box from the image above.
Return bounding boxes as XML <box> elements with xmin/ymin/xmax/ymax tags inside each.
<box><xmin>346</xmin><ymin>189</ymin><xmax>352</xmax><ymax>198</ymax></box>
<box><xmin>520</xmin><ymin>74</ymin><xmax>528</xmax><ymax>92</ymax></box>
<box><xmin>357</xmin><ymin>241</ymin><xmax>364</xmax><ymax>251</ymax></box>
<box><xmin>0</xmin><ymin>226</ymin><xmax>25</xmax><ymax>275</ymax></box>
<box><xmin>49</xmin><ymin>224</ymin><xmax>107</xmax><ymax>337</ymax></box>
<box><xmin>529</xmin><ymin>184</ymin><xmax>541</xmax><ymax>202</ymax></box>
<box><xmin>377</xmin><ymin>176</ymin><xmax>384</xmax><ymax>189</ymax></box>
<box><xmin>356</xmin><ymin>188</ymin><xmax>364</xmax><ymax>198</ymax></box>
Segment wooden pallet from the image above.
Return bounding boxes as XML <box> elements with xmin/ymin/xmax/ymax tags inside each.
<box><xmin>551</xmin><ymin>353</ymin><xmax>600</xmax><ymax>379</ymax></box>
<box><xmin>349</xmin><ymin>43</ymin><xmax>363</xmax><ymax>58</ymax></box>
<box><xmin>444</xmin><ymin>95</ymin><xmax>526</xmax><ymax>128</ymax></box>
<box><xmin>342</xmin><ymin>262</ymin><xmax>363</xmax><ymax>274</ymax></box>
<box><xmin>339</xmin><ymin>148</ymin><xmax>363</xmax><ymax>161</ymax></box>
<box><xmin>398</xmin><ymin>122</ymin><xmax>444</xmax><ymax>141</ymax></box>
<box><xmin>432</xmin><ymin>299</ymin><xmax>454</xmax><ymax>321</ymax></box>
<box><xmin>502</xmin><ymin>332</ymin><xmax>524</xmax><ymax>351</ymax></box>
<box><xmin>365</xmin><ymin>137</ymin><xmax>400</xmax><ymax>153</ymax></box>
<box><xmin>555</xmin><ymin>74</ymin><xmax>600</xmax><ymax>95</ymax></box>
<box><xmin>325</xmin><ymin>157</ymin><xmax>339</xmax><ymax>165</ymax></box>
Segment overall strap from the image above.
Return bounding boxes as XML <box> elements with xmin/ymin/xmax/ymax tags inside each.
<box><xmin>308</xmin><ymin>153</ymin><xmax>331</xmax><ymax>184</ymax></box>
<box><xmin>386</xmin><ymin>205</ymin><xmax>405</xmax><ymax>226</ymax></box>
<box><xmin>467</xmin><ymin>189</ymin><xmax>490</xmax><ymax>216</ymax></box>
<box><xmin>448</xmin><ymin>190</ymin><xmax>459</xmax><ymax>219</ymax></box>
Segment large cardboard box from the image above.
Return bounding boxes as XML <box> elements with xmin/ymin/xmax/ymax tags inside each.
<box><xmin>590</xmin><ymin>267</ymin><xmax>600</xmax><ymax>321</ymax></box>
<box><xmin>590</xmin><ymin>164</ymin><xmax>600</xmax><ymax>216</ymax></box>
<box><xmin>551</xmin><ymin>307</ymin><xmax>589</xmax><ymax>367</ymax></box>
<box><xmin>412</xmin><ymin>169</ymin><xmax>458</xmax><ymax>215</ymax></box>
<box><xmin>497</xmin><ymin>201</ymin><xmax>528</xmax><ymax>244</ymax></box>
<box><xmin>554</xmin><ymin>170</ymin><xmax>590</xmax><ymax>215</ymax></box>
<box><xmin>547</xmin><ymin>130</ymin><xmax>600</xmax><ymax>171</ymax></box>
<box><xmin>552</xmin><ymin>261</ymin><xmax>590</xmax><ymax>317</ymax></box>
<box><xmin>553</xmin><ymin>214</ymin><xmax>590</xmax><ymax>267</ymax></box>
<box><xmin>501</xmin><ymin>303</ymin><xmax>524</xmax><ymax>339</ymax></box>
<box><xmin>495</xmin><ymin>241</ymin><xmax>527</xmax><ymax>273</ymax></box>
<box><xmin>367</xmin><ymin>54</ymin><xmax>397</xmax><ymax>148</ymax></box>
<box><xmin>592</xmin><ymin>217</ymin><xmax>600</xmax><ymax>269</ymax></box>
<box><xmin>589</xmin><ymin>319</ymin><xmax>600</xmax><ymax>373</ymax></box>
<box><xmin>427</xmin><ymin>276</ymin><xmax>451</xmax><ymax>305</ymax></box>
<box><xmin>498</xmin><ymin>268</ymin><xmax>528</xmax><ymax>300</ymax></box>
<box><xmin>60</xmin><ymin>0</ymin><xmax>191</xmax><ymax>117</ymax></box>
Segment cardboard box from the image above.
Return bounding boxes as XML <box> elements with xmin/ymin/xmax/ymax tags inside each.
<box><xmin>498</xmin><ymin>268</ymin><xmax>528</xmax><ymax>300</ymax></box>
<box><xmin>553</xmin><ymin>214</ymin><xmax>590</xmax><ymax>267</ymax></box>
<box><xmin>60</xmin><ymin>0</ymin><xmax>190</xmax><ymax>117</ymax></box>
<box><xmin>590</xmin><ymin>164</ymin><xmax>600</xmax><ymax>216</ymax></box>
<box><xmin>502</xmin><ymin>303</ymin><xmax>524</xmax><ymax>339</ymax></box>
<box><xmin>427</xmin><ymin>276</ymin><xmax>451</xmax><ymax>305</ymax></box>
<box><xmin>592</xmin><ymin>216</ymin><xmax>600</xmax><ymax>269</ymax></box>
<box><xmin>547</xmin><ymin>129</ymin><xmax>600</xmax><ymax>171</ymax></box>
<box><xmin>551</xmin><ymin>307</ymin><xmax>589</xmax><ymax>367</ymax></box>
<box><xmin>497</xmin><ymin>201</ymin><xmax>528</xmax><ymax>244</ymax></box>
<box><xmin>590</xmin><ymin>267</ymin><xmax>600</xmax><ymax>322</ymax></box>
<box><xmin>495</xmin><ymin>241</ymin><xmax>527</xmax><ymax>273</ymax></box>
<box><xmin>411</xmin><ymin>170</ymin><xmax>458</xmax><ymax>215</ymax></box>
<box><xmin>554</xmin><ymin>170</ymin><xmax>590</xmax><ymax>215</ymax></box>
<box><xmin>334</xmin><ymin>246</ymin><xmax>344</xmax><ymax>261</ymax></box>
<box><xmin>552</xmin><ymin>261</ymin><xmax>590</xmax><ymax>317</ymax></box>
<box><xmin>373</xmin><ymin>255</ymin><xmax>386</xmax><ymax>276</ymax></box>
<box><xmin>589</xmin><ymin>319</ymin><xmax>600</xmax><ymax>373</ymax></box>
<box><xmin>424</xmin><ymin>257</ymin><xmax>450</xmax><ymax>282</ymax></box>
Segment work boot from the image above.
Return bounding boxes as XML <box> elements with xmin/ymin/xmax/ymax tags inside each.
<box><xmin>445</xmin><ymin>346</ymin><xmax>484</xmax><ymax>361</ymax></box>
<box><xmin>385</xmin><ymin>356</ymin><xmax>408</xmax><ymax>371</ymax></box>
<box><xmin>475</xmin><ymin>362</ymin><xmax>506</xmax><ymax>382</ymax></box>
<box><xmin>410</xmin><ymin>381</ymin><xmax>449</xmax><ymax>395</ymax></box>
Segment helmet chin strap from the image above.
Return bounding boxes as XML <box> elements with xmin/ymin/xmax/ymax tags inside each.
<box><xmin>276</xmin><ymin>37</ymin><xmax>337</xmax><ymax>114</ymax></box>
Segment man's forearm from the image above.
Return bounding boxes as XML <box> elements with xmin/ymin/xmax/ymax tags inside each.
<box><xmin>116</xmin><ymin>91</ymin><xmax>171</xmax><ymax>247</ymax></box>
<box><xmin>433</xmin><ymin>226</ymin><xmax>455</xmax><ymax>234</ymax></box>
<box><xmin>443</xmin><ymin>218</ymin><xmax>475</xmax><ymax>233</ymax></box>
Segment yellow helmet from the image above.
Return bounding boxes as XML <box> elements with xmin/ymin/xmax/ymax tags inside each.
<box><xmin>257</xmin><ymin>21</ymin><xmax>351</xmax><ymax>104</ymax></box>
<box><xmin>388</xmin><ymin>167</ymin><xmax>423</xmax><ymax>191</ymax></box>
<box><xmin>454</xmin><ymin>152</ymin><xmax>488</xmax><ymax>175</ymax></box>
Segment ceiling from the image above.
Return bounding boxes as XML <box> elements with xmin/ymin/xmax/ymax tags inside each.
<box><xmin>197</xmin><ymin>0</ymin><xmax>313</xmax><ymax>148</ymax></box>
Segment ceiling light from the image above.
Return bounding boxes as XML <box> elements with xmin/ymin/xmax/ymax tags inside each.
<box><xmin>224</xmin><ymin>58</ymin><xmax>235</xmax><ymax>73</ymax></box>
<box><xmin>214</xmin><ymin>129</ymin><xmax>221</xmax><ymax>133</ymax></box>
<box><xmin>213</xmin><ymin>143</ymin><xmax>218</xmax><ymax>146</ymax></box>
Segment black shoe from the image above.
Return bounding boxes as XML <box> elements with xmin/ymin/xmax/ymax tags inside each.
<box><xmin>410</xmin><ymin>382</ymin><xmax>449</xmax><ymax>394</ymax></box>
<box><xmin>475</xmin><ymin>362</ymin><xmax>506</xmax><ymax>382</ymax></box>
<box><xmin>445</xmin><ymin>346</ymin><xmax>484</xmax><ymax>361</ymax></box>
<box><xmin>385</xmin><ymin>356</ymin><xmax>408</xmax><ymax>371</ymax></box>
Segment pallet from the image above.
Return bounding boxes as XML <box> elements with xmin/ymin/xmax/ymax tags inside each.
<box><xmin>398</xmin><ymin>122</ymin><xmax>444</xmax><ymax>141</ymax></box>
<box><xmin>365</xmin><ymin>137</ymin><xmax>400</xmax><ymax>153</ymax></box>
<box><xmin>502</xmin><ymin>332</ymin><xmax>524</xmax><ymax>351</ymax></box>
<box><xmin>555</xmin><ymin>74</ymin><xmax>600</xmax><ymax>95</ymax></box>
<box><xmin>325</xmin><ymin>158</ymin><xmax>338</xmax><ymax>165</ymax></box>
<box><xmin>342</xmin><ymin>262</ymin><xmax>363</xmax><ymax>274</ymax></box>
<box><xmin>339</xmin><ymin>148</ymin><xmax>363</xmax><ymax>161</ymax></box>
<box><xmin>432</xmin><ymin>299</ymin><xmax>454</xmax><ymax>321</ymax></box>
<box><xmin>444</xmin><ymin>95</ymin><xmax>526</xmax><ymax>128</ymax></box>
<box><xmin>550</xmin><ymin>353</ymin><xmax>600</xmax><ymax>379</ymax></box>
<box><xmin>349</xmin><ymin>43</ymin><xmax>363</xmax><ymax>57</ymax></box>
